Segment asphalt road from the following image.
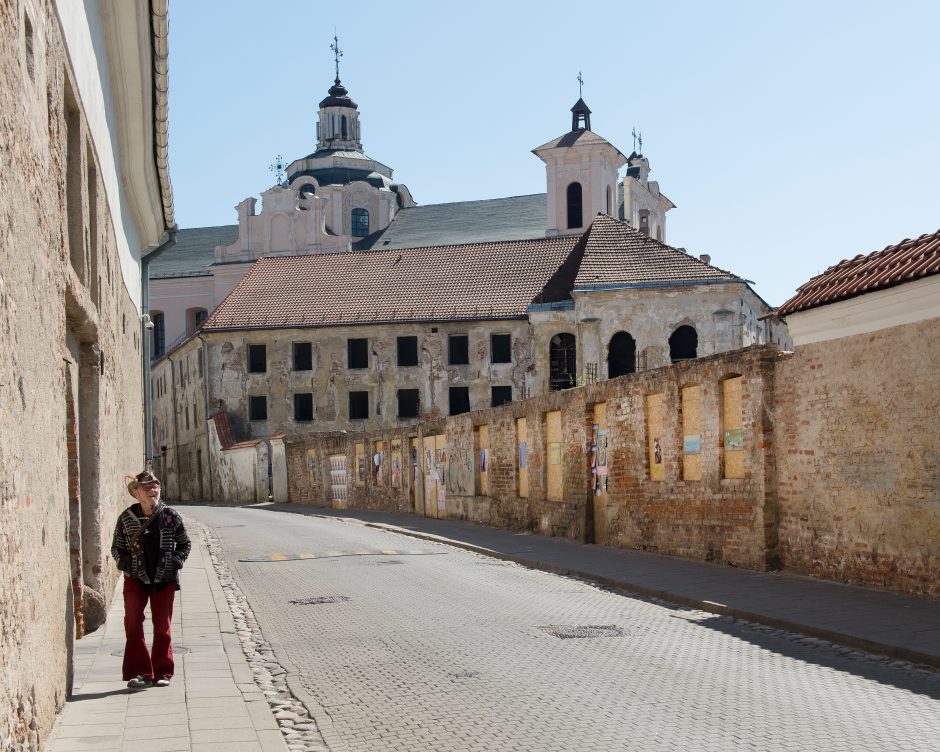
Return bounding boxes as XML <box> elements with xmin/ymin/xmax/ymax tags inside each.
<box><xmin>184</xmin><ymin>505</ymin><xmax>940</xmax><ymax>752</ymax></box>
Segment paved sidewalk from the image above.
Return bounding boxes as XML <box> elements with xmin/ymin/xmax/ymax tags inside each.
<box><xmin>44</xmin><ymin>518</ymin><xmax>287</xmax><ymax>752</ymax></box>
<box><xmin>264</xmin><ymin>503</ymin><xmax>940</xmax><ymax>669</ymax></box>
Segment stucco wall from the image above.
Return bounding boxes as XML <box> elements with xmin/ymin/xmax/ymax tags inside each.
<box><xmin>1</xmin><ymin>4</ymin><xmax>146</xmax><ymax>747</ymax></box>
<box><xmin>775</xmin><ymin>317</ymin><xmax>940</xmax><ymax>596</ymax></box>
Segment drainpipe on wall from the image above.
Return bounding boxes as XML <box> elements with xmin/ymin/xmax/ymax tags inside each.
<box><xmin>141</xmin><ymin>229</ymin><xmax>177</xmax><ymax>468</ymax></box>
<box><xmin>197</xmin><ymin>334</ymin><xmax>214</xmax><ymax>503</ymax></box>
<box><xmin>166</xmin><ymin>352</ymin><xmax>181</xmax><ymax>500</ymax></box>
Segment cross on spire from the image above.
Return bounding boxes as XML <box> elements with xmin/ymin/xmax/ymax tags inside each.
<box><xmin>632</xmin><ymin>127</ymin><xmax>643</xmax><ymax>154</ymax></box>
<box><xmin>269</xmin><ymin>154</ymin><xmax>287</xmax><ymax>184</ymax></box>
<box><xmin>577</xmin><ymin>71</ymin><xmax>584</xmax><ymax>98</ymax></box>
<box><xmin>331</xmin><ymin>32</ymin><xmax>343</xmax><ymax>81</ymax></box>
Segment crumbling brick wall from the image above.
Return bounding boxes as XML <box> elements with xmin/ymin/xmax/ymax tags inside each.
<box><xmin>775</xmin><ymin>318</ymin><xmax>940</xmax><ymax>597</ymax></box>
<box><xmin>287</xmin><ymin>346</ymin><xmax>779</xmax><ymax>570</ymax></box>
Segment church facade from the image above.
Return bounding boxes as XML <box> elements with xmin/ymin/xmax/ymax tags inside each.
<box><xmin>148</xmin><ymin>65</ymin><xmax>788</xmax><ymax>501</ymax></box>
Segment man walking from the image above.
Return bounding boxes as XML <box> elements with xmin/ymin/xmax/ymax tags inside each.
<box><xmin>111</xmin><ymin>470</ymin><xmax>191</xmax><ymax>689</ymax></box>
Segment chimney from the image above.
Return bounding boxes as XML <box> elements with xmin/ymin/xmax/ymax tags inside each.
<box><xmin>699</xmin><ymin>254</ymin><xmax>711</xmax><ymax>265</ymax></box>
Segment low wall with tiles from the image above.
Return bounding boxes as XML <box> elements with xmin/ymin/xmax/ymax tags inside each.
<box><xmin>287</xmin><ymin>346</ymin><xmax>779</xmax><ymax>570</ymax></box>
<box><xmin>775</xmin><ymin>318</ymin><xmax>940</xmax><ymax>598</ymax></box>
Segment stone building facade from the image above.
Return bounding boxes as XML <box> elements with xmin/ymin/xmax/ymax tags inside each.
<box><xmin>0</xmin><ymin>2</ymin><xmax>174</xmax><ymax>748</ymax></box>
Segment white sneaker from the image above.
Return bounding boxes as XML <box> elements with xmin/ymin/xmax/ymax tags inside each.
<box><xmin>126</xmin><ymin>676</ymin><xmax>150</xmax><ymax>690</ymax></box>
<box><xmin>153</xmin><ymin>677</ymin><xmax>171</xmax><ymax>687</ymax></box>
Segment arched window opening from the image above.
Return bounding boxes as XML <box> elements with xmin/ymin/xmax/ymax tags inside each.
<box><xmin>567</xmin><ymin>182</ymin><xmax>583</xmax><ymax>229</ymax></box>
<box><xmin>606</xmin><ymin>185</ymin><xmax>613</xmax><ymax>216</ymax></box>
<box><xmin>186</xmin><ymin>307</ymin><xmax>208</xmax><ymax>335</ymax></box>
<box><xmin>669</xmin><ymin>325</ymin><xmax>698</xmax><ymax>362</ymax></box>
<box><xmin>656</xmin><ymin>225</ymin><xmax>663</xmax><ymax>241</ymax></box>
<box><xmin>341</xmin><ymin>114</ymin><xmax>348</xmax><ymax>140</ymax></box>
<box><xmin>639</xmin><ymin>209</ymin><xmax>651</xmax><ymax>236</ymax></box>
<box><xmin>351</xmin><ymin>208</ymin><xmax>369</xmax><ymax>238</ymax></box>
<box><xmin>549</xmin><ymin>333</ymin><xmax>577</xmax><ymax>391</ymax></box>
<box><xmin>608</xmin><ymin>331</ymin><xmax>636</xmax><ymax>378</ymax></box>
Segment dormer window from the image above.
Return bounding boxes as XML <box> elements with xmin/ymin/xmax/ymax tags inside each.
<box><xmin>351</xmin><ymin>208</ymin><xmax>369</xmax><ymax>237</ymax></box>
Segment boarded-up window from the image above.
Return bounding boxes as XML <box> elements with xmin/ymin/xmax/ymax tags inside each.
<box><xmin>646</xmin><ymin>393</ymin><xmax>665</xmax><ymax>481</ymax></box>
<box><xmin>354</xmin><ymin>442</ymin><xmax>365</xmax><ymax>487</ymax></box>
<box><xmin>722</xmin><ymin>376</ymin><xmax>745</xmax><ymax>479</ymax></box>
<box><xmin>681</xmin><ymin>385</ymin><xmax>702</xmax><ymax>481</ymax></box>
<box><xmin>475</xmin><ymin>425</ymin><xmax>489</xmax><ymax>495</ymax></box>
<box><xmin>390</xmin><ymin>439</ymin><xmax>402</xmax><ymax>489</ymax></box>
<box><xmin>516</xmin><ymin>417</ymin><xmax>528</xmax><ymax>497</ymax></box>
<box><xmin>374</xmin><ymin>440</ymin><xmax>384</xmax><ymax>485</ymax></box>
<box><xmin>545</xmin><ymin>411</ymin><xmax>563</xmax><ymax>501</ymax></box>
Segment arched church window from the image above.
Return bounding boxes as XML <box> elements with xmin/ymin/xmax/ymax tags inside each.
<box><xmin>608</xmin><ymin>332</ymin><xmax>636</xmax><ymax>378</ymax></box>
<box><xmin>639</xmin><ymin>209</ymin><xmax>650</xmax><ymax>236</ymax></box>
<box><xmin>341</xmin><ymin>115</ymin><xmax>348</xmax><ymax>140</ymax></box>
<box><xmin>351</xmin><ymin>208</ymin><xmax>369</xmax><ymax>238</ymax></box>
<box><xmin>567</xmin><ymin>182</ymin><xmax>583</xmax><ymax>229</ymax></box>
<box><xmin>549</xmin><ymin>333</ymin><xmax>577</xmax><ymax>391</ymax></box>
<box><xmin>606</xmin><ymin>185</ymin><xmax>612</xmax><ymax>216</ymax></box>
<box><xmin>669</xmin><ymin>325</ymin><xmax>698</xmax><ymax>362</ymax></box>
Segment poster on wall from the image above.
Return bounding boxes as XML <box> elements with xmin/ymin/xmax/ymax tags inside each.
<box><xmin>479</xmin><ymin>448</ymin><xmax>488</xmax><ymax>473</ymax></box>
<box><xmin>519</xmin><ymin>442</ymin><xmax>527</xmax><ymax>469</ymax></box>
<box><xmin>356</xmin><ymin>451</ymin><xmax>365</xmax><ymax>484</ymax></box>
<box><xmin>651</xmin><ymin>436</ymin><xmax>665</xmax><ymax>480</ymax></box>
<box><xmin>590</xmin><ymin>425</ymin><xmax>609</xmax><ymax>495</ymax></box>
<box><xmin>684</xmin><ymin>434</ymin><xmax>702</xmax><ymax>455</ymax></box>
<box><xmin>549</xmin><ymin>442</ymin><xmax>562</xmax><ymax>466</ymax></box>
<box><xmin>391</xmin><ymin>454</ymin><xmax>402</xmax><ymax>489</ymax></box>
<box><xmin>724</xmin><ymin>429</ymin><xmax>744</xmax><ymax>450</ymax></box>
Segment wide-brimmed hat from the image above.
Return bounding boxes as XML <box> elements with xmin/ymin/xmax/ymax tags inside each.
<box><xmin>126</xmin><ymin>470</ymin><xmax>161</xmax><ymax>497</ymax></box>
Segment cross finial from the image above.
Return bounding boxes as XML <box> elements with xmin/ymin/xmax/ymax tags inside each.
<box><xmin>631</xmin><ymin>128</ymin><xmax>643</xmax><ymax>154</ymax></box>
<box><xmin>638</xmin><ymin>131</ymin><xmax>643</xmax><ymax>154</ymax></box>
<box><xmin>269</xmin><ymin>154</ymin><xmax>287</xmax><ymax>185</ymax></box>
<box><xmin>331</xmin><ymin>32</ymin><xmax>343</xmax><ymax>81</ymax></box>
<box><xmin>577</xmin><ymin>71</ymin><xmax>584</xmax><ymax>98</ymax></box>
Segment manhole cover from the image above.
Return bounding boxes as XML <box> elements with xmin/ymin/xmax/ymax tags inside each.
<box><xmin>111</xmin><ymin>646</ymin><xmax>191</xmax><ymax>657</ymax></box>
<box><xmin>289</xmin><ymin>595</ymin><xmax>351</xmax><ymax>605</ymax></box>
<box><xmin>454</xmin><ymin>670</ymin><xmax>481</xmax><ymax>679</ymax></box>
<box><xmin>537</xmin><ymin>624</ymin><xmax>624</xmax><ymax>639</ymax></box>
<box><xmin>375</xmin><ymin>560</ymin><xmax>403</xmax><ymax>565</ymax></box>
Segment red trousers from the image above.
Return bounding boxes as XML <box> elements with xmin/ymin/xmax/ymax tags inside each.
<box><xmin>122</xmin><ymin>576</ymin><xmax>176</xmax><ymax>681</ymax></box>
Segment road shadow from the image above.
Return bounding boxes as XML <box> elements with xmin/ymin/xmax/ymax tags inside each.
<box><xmin>67</xmin><ymin>688</ymin><xmax>135</xmax><ymax>701</ymax></box>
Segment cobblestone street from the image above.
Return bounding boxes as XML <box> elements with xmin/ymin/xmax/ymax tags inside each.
<box><xmin>186</xmin><ymin>506</ymin><xmax>940</xmax><ymax>752</ymax></box>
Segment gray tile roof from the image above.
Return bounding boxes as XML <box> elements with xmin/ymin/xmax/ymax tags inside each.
<box><xmin>149</xmin><ymin>225</ymin><xmax>238</xmax><ymax>279</ymax></box>
<box><xmin>358</xmin><ymin>194</ymin><xmax>547</xmax><ymax>250</ymax></box>
<box><xmin>203</xmin><ymin>235</ymin><xmax>579</xmax><ymax>332</ymax></box>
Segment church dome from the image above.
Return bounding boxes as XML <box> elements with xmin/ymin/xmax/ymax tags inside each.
<box><xmin>319</xmin><ymin>78</ymin><xmax>358</xmax><ymax>110</ymax></box>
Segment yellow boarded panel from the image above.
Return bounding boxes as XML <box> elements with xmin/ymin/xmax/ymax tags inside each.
<box><xmin>546</xmin><ymin>411</ymin><xmax>563</xmax><ymax>501</ymax></box>
<box><xmin>592</xmin><ymin>402</ymin><xmax>608</xmax><ymax>545</ymax></box>
<box><xmin>390</xmin><ymin>439</ymin><xmax>402</xmax><ymax>489</ymax></box>
<box><xmin>682</xmin><ymin>385</ymin><xmax>702</xmax><ymax>482</ymax></box>
<box><xmin>410</xmin><ymin>437</ymin><xmax>421</xmax><ymax>513</ymax></box>
<box><xmin>434</xmin><ymin>434</ymin><xmax>447</xmax><ymax>515</ymax></box>
<box><xmin>422</xmin><ymin>435</ymin><xmax>437</xmax><ymax>517</ymax></box>
<box><xmin>476</xmin><ymin>425</ymin><xmax>489</xmax><ymax>495</ymax></box>
<box><xmin>646</xmin><ymin>393</ymin><xmax>665</xmax><ymax>481</ymax></box>
<box><xmin>722</xmin><ymin>376</ymin><xmax>745</xmax><ymax>479</ymax></box>
<box><xmin>517</xmin><ymin>417</ymin><xmax>528</xmax><ymax>498</ymax></box>
<box><xmin>306</xmin><ymin>448</ymin><xmax>318</xmax><ymax>491</ymax></box>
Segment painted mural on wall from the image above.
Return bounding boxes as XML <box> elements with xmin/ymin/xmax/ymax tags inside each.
<box><xmin>329</xmin><ymin>454</ymin><xmax>348</xmax><ymax>505</ymax></box>
<box><xmin>684</xmin><ymin>434</ymin><xmax>702</xmax><ymax>455</ymax></box>
<box><xmin>590</xmin><ymin>425</ymin><xmax>609</xmax><ymax>496</ymax></box>
<box><xmin>651</xmin><ymin>436</ymin><xmax>664</xmax><ymax>480</ymax></box>
<box><xmin>391</xmin><ymin>439</ymin><xmax>402</xmax><ymax>489</ymax></box>
<box><xmin>447</xmin><ymin>446</ymin><xmax>474</xmax><ymax>496</ymax></box>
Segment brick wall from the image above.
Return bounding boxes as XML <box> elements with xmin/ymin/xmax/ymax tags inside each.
<box><xmin>287</xmin><ymin>346</ymin><xmax>779</xmax><ymax>570</ymax></box>
<box><xmin>775</xmin><ymin>318</ymin><xmax>940</xmax><ymax>597</ymax></box>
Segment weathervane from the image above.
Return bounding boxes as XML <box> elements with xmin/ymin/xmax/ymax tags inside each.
<box><xmin>577</xmin><ymin>71</ymin><xmax>584</xmax><ymax>98</ymax></box>
<box><xmin>269</xmin><ymin>154</ymin><xmax>287</xmax><ymax>184</ymax></box>
<box><xmin>331</xmin><ymin>32</ymin><xmax>343</xmax><ymax>80</ymax></box>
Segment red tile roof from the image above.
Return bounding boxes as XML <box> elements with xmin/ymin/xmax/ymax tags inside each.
<box><xmin>203</xmin><ymin>236</ymin><xmax>579</xmax><ymax>331</ymax></box>
<box><xmin>212</xmin><ymin>412</ymin><xmax>236</xmax><ymax>449</ymax></box>
<box><xmin>574</xmin><ymin>214</ymin><xmax>740</xmax><ymax>288</ymax></box>
<box><xmin>778</xmin><ymin>228</ymin><xmax>940</xmax><ymax>316</ymax></box>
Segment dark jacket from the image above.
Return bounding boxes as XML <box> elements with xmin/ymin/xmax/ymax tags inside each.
<box><xmin>111</xmin><ymin>503</ymin><xmax>191</xmax><ymax>586</ymax></box>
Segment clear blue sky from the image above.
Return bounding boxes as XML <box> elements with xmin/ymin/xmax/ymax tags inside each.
<box><xmin>168</xmin><ymin>1</ymin><xmax>938</xmax><ymax>307</ymax></box>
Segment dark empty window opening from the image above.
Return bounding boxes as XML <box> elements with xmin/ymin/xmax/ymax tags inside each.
<box><xmin>293</xmin><ymin>342</ymin><xmax>313</xmax><ymax>371</ymax></box>
<box><xmin>491</xmin><ymin>334</ymin><xmax>512</xmax><ymax>364</ymax></box>
<box><xmin>606</xmin><ymin>185</ymin><xmax>612</xmax><ymax>216</ymax></box>
<box><xmin>294</xmin><ymin>393</ymin><xmax>314</xmax><ymax>422</ymax></box>
<box><xmin>397</xmin><ymin>336</ymin><xmax>419</xmax><ymax>367</ymax></box>
<box><xmin>448</xmin><ymin>335</ymin><xmax>469</xmax><ymax>365</ymax></box>
<box><xmin>639</xmin><ymin>209</ymin><xmax>651</xmax><ymax>236</ymax></box>
<box><xmin>549</xmin><ymin>332</ymin><xmax>577</xmax><ymax>391</ymax></box>
<box><xmin>341</xmin><ymin>114</ymin><xmax>348</xmax><ymax>140</ymax></box>
<box><xmin>351</xmin><ymin>208</ymin><xmax>369</xmax><ymax>238</ymax></box>
<box><xmin>491</xmin><ymin>385</ymin><xmax>512</xmax><ymax>407</ymax></box>
<box><xmin>248</xmin><ymin>344</ymin><xmax>267</xmax><ymax>373</ymax></box>
<box><xmin>397</xmin><ymin>389</ymin><xmax>420</xmax><ymax>419</ymax></box>
<box><xmin>349</xmin><ymin>390</ymin><xmax>369</xmax><ymax>420</ymax></box>
<box><xmin>567</xmin><ymin>182</ymin><xmax>583</xmax><ymax>229</ymax></box>
<box><xmin>151</xmin><ymin>313</ymin><xmax>165</xmax><ymax>359</ymax></box>
<box><xmin>449</xmin><ymin>386</ymin><xmax>471</xmax><ymax>416</ymax></box>
<box><xmin>669</xmin><ymin>325</ymin><xmax>698</xmax><ymax>362</ymax></box>
<box><xmin>194</xmin><ymin>309</ymin><xmax>208</xmax><ymax>327</ymax></box>
<box><xmin>348</xmin><ymin>338</ymin><xmax>368</xmax><ymax>369</ymax></box>
<box><xmin>608</xmin><ymin>331</ymin><xmax>637</xmax><ymax>379</ymax></box>
<box><xmin>249</xmin><ymin>395</ymin><xmax>267</xmax><ymax>421</ymax></box>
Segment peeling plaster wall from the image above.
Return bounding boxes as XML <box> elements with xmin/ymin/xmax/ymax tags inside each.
<box><xmin>1</xmin><ymin>4</ymin><xmax>145</xmax><ymax>747</ymax></box>
<box><xmin>206</xmin><ymin>419</ymin><xmax>263</xmax><ymax>504</ymax></box>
